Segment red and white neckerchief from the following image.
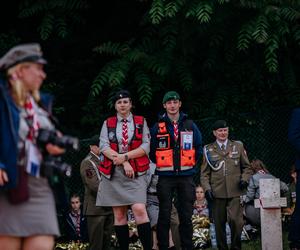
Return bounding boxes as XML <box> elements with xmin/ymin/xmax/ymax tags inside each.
<box><xmin>121</xmin><ymin>119</ymin><xmax>128</xmax><ymax>152</ymax></box>
<box><xmin>24</xmin><ymin>96</ymin><xmax>40</xmax><ymax>141</ymax></box>
<box><xmin>24</xmin><ymin>96</ymin><xmax>42</xmax><ymax>177</ymax></box>
<box><xmin>173</xmin><ymin>121</ymin><xmax>179</xmax><ymax>141</ymax></box>
<box><xmin>71</xmin><ymin>211</ymin><xmax>81</xmax><ymax>237</ymax></box>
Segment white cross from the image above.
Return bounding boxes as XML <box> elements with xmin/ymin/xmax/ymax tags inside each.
<box><xmin>254</xmin><ymin>178</ymin><xmax>287</xmax><ymax>250</ymax></box>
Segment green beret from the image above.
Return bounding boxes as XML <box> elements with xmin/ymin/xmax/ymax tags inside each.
<box><xmin>212</xmin><ymin>120</ymin><xmax>228</xmax><ymax>130</ymax></box>
<box><xmin>162</xmin><ymin>91</ymin><xmax>180</xmax><ymax>103</ymax></box>
<box><xmin>0</xmin><ymin>43</ymin><xmax>47</xmax><ymax>71</ymax></box>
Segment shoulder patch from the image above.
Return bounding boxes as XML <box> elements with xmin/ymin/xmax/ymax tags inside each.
<box><xmin>85</xmin><ymin>169</ymin><xmax>93</xmax><ymax>178</ymax></box>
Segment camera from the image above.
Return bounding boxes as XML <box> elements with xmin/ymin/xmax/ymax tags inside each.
<box><xmin>42</xmin><ymin>155</ymin><xmax>72</xmax><ymax>177</ymax></box>
<box><xmin>37</xmin><ymin>128</ymin><xmax>79</xmax><ymax>177</ymax></box>
<box><xmin>37</xmin><ymin>128</ymin><xmax>79</xmax><ymax>151</ymax></box>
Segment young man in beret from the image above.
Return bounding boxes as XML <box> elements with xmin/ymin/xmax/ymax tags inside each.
<box><xmin>150</xmin><ymin>91</ymin><xmax>202</xmax><ymax>250</ymax></box>
<box><xmin>200</xmin><ymin>120</ymin><xmax>252</xmax><ymax>250</ymax></box>
<box><xmin>80</xmin><ymin>136</ymin><xmax>113</xmax><ymax>250</ymax></box>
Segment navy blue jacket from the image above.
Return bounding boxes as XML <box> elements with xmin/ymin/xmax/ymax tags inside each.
<box><xmin>288</xmin><ymin>108</ymin><xmax>300</xmax><ymax>171</ymax></box>
<box><xmin>64</xmin><ymin>210</ymin><xmax>88</xmax><ymax>242</ymax></box>
<box><xmin>0</xmin><ymin>77</ymin><xmax>53</xmax><ymax>189</ymax></box>
<box><xmin>150</xmin><ymin>112</ymin><xmax>202</xmax><ymax>176</ymax></box>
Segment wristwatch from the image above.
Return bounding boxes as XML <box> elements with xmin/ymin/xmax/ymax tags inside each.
<box><xmin>124</xmin><ymin>154</ymin><xmax>129</xmax><ymax>161</ymax></box>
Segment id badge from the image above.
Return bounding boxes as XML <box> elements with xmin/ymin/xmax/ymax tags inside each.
<box><xmin>180</xmin><ymin>131</ymin><xmax>193</xmax><ymax>149</ymax></box>
<box><xmin>157</xmin><ymin>134</ymin><xmax>170</xmax><ymax>149</ymax></box>
<box><xmin>26</xmin><ymin>140</ymin><xmax>42</xmax><ymax>177</ymax></box>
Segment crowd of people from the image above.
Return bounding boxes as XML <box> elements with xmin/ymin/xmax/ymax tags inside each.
<box><xmin>0</xmin><ymin>43</ymin><xmax>299</xmax><ymax>250</ymax></box>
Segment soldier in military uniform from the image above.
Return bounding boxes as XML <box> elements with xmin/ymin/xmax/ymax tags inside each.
<box><xmin>80</xmin><ymin>136</ymin><xmax>113</xmax><ymax>250</ymax></box>
<box><xmin>200</xmin><ymin>120</ymin><xmax>252</xmax><ymax>250</ymax></box>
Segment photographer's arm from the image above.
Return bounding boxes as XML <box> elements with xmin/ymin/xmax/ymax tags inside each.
<box><xmin>0</xmin><ymin>168</ymin><xmax>9</xmax><ymax>186</ymax></box>
<box><xmin>45</xmin><ymin>143</ymin><xmax>65</xmax><ymax>155</ymax></box>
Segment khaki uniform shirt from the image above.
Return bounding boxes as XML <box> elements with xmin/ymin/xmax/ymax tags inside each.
<box><xmin>200</xmin><ymin>140</ymin><xmax>252</xmax><ymax>198</ymax></box>
<box><xmin>80</xmin><ymin>152</ymin><xmax>112</xmax><ymax>215</ymax></box>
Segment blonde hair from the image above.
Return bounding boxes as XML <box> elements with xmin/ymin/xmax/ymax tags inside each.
<box><xmin>7</xmin><ymin>62</ymin><xmax>40</xmax><ymax>107</ymax></box>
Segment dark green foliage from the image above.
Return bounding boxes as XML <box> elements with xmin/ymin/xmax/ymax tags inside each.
<box><xmin>0</xmin><ymin>0</ymin><xmax>299</xmax><ymax>136</ymax></box>
<box><xmin>19</xmin><ymin>0</ymin><xmax>88</xmax><ymax>39</ymax></box>
<box><xmin>87</xmin><ymin>0</ymin><xmax>299</xmax><ymax>119</ymax></box>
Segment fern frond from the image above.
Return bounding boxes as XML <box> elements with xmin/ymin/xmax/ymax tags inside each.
<box><xmin>195</xmin><ymin>2</ymin><xmax>213</xmax><ymax>23</ymax></box>
<box><xmin>37</xmin><ymin>13</ymin><xmax>55</xmax><ymax>40</ymax></box>
<box><xmin>264</xmin><ymin>34</ymin><xmax>279</xmax><ymax>72</ymax></box>
<box><xmin>19</xmin><ymin>1</ymin><xmax>49</xmax><ymax>17</ymax></box>
<box><xmin>93</xmin><ymin>42</ymin><xmax>130</xmax><ymax>56</ymax></box>
<box><xmin>292</xmin><ymin>25</ymin><xmax>300</xmax><ymax>45</ymax></box>
<box><xmin>280</xmin><ymin>7</ymin><xmax>300</xmax><ymax>22</ymax></box>
<box><xmin>134</xmin><ymin>69</ymin><xmax>153</xmax><ymax>106</ymax></box>
<box><xmin>91</xmin><ymin>70</ymin><xmax>109</xmax><ymax>96</ymax></box>
<box><xmin>56</xmin><ymin>18</ymin><xmax>68</xmax><ymax>38</ymax></box>
<box><xmin>165</xmin><ymin>1</ymin><xmax>183</xmax><ymax>18</ymax></box>
<box><xmin>240</xmin><ymin>0</ymin><xmax>264</xmax><ymax>9</ymax></box>
<box><xmin>107</xmin><ymin>59</ymin><xmax>130</xmax><ymax>87</ymax></box>
<box><xmin>185</xmin><ymin>1</ymin><xmax>213</xmax><ymax>23</ymax></box>
<box><xmin>175</xmin><ymin>62</ymin><xmax>193</xmax><ymax>92</ymax></box>
<box><xmin>237</xmin><ymin>22</ymin><xmax>254</xmax><ymax>50</ymax></box>
<box><xmin>125</xmin><ymin>49</ymin><xmax>148</xmax><ymax>63</ymax></box>
<box><xmin>91</xmin><ymin>59</ymin><xmax>130</xmax><ymax>95</ymax></box>
<box><xmin>143</xmin><ymin>55</ymin><xmax>170</xmax><ymax>76</ymax></box>
<box><xmin>252</xmin><ymin>15</ymin><xmax>269</xmax><ymax>43</ymax></box>
<box><xmin>149</xmin><ymin>0</ymin><xmax>164</xmax><ymax>24</ymax></box>
<box><xmin>161</xmin><ymin>25</ymin><xmax>178</xmax><ymax>51</ymax></box>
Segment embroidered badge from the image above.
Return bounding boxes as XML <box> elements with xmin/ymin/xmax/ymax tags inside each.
<box><xmin>109</xmin><ymin>131</ymin><xmax>115</xmax><ymax>140</ymax></box>
<box><xmin>86</xmin><ymin>169</ymin><xmax>93</xmax><ymax>178</ymax></box>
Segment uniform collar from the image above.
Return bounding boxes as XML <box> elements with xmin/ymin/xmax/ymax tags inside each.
<box><xmin>160</xmin><ymin>111</ymin><xmax>187</xmax><ymax>124</ymax></box>
<box><xmin>90</xmin><ymin>151</ymin><xmax>100</xmax><ymax>160</ymax></box>
<box><xmin>117</xmin><ymin>112</ymin><xmax>133</xmax><ymax>122</ymax></box>
<box><xmin>216</xmin><ymin>139</ymin><xmax>228</xmax><ymax>149</ymax></box>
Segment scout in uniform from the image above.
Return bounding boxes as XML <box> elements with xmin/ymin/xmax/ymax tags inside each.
<box><xmin>80</xmin><ymin>136</ymin><xmax>113</xmax><ymax>250</ymax></box>
<box><xmin>200</xmin><ymin>120</ymin><xmax>252</xmax><ymax>250</ymax></box>
<box><xmin>150</xmin><ymin>91</ymin><xmax>202</xmax><ymax>250</ymax></box>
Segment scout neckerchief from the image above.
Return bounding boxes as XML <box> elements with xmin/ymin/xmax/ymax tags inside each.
<box><xmin>121</xmin><ymin>119</ymin><xmax>128</xmax><ymax>152</ymax></box>
<box><xmin>24</xmin><ymin>96</ymin><xmax>42</xmax><ymax>177</ymax></box>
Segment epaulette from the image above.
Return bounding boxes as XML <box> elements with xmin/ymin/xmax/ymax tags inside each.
<box><xmin>204</xmin><ymin>143</ymin><xmax>214</xmax><ymax>148</ymax></box>
<box><xmin>232</xmin><ymin>140</ymin><xmax>243</xmax><ymax>145</ymax></box>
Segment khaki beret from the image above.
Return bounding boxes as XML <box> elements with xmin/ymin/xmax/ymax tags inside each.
<box><xmin>0</xmin><ymin>43</ymin><xmax>47</xmax><ymax>70</ymax></box>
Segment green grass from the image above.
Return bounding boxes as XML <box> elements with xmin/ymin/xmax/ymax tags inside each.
<box><xmin>205</xmin><ymin>230</ymin><xmax>289</xmax><ymax>250</ymax></box>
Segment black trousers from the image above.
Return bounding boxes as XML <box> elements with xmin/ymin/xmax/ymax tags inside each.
<box><xmin>289</xmin><ymin>170</ymin><xmax>300</xmax><ymax>248</ymax></box>
<box><xmin>156</xmin><ymin>176</ymin><xmax>195</xmax><ymax>250</ymax></box>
